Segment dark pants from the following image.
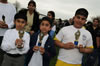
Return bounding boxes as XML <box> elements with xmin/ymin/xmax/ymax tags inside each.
<box><xmin>2</xmin><ymin>54</ymin><xmax>25</xmax><ymax>66</ymax></box>
<box><xmin>97</xmin><ymin>49</ymin><xmax>100</xmax><ymax>66</ymax></box>
<box><xmin>82</xmin><ymin>49</ymin><xmax>98</xmax><ymax>66</ymax></box>
<box><xmin>0</xmin><ymin>36</ymin><xmax>4</xmax><ymax>66</ymax></box>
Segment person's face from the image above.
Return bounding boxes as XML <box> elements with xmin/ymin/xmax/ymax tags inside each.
<box><xmin>14</xmin><ymin>18</ymin><xmax>27</xmax><ymax>30</ymax></box>
<box><xmin>40</xmin><ymin>20</ymin><xmax>51</xmax><ymax>34</ymax></box>
<box><xmin>47</xmin><ymin>13</ymin><xmax>53</xmax><ymax>19</ymax></box>
<box><xmin>28</xmin><ymin>3</ymin><xmax>35</xmax><ymax>11</ymax></box>
<box><xmin>73</xmin><ymin>15</ymin><xmax>87</xmax><ymax>28</ymax></box>
<box><xmin>93</xmin><ymin>20</ymin><xmax>99</xmax><ymax>27</ymax></box>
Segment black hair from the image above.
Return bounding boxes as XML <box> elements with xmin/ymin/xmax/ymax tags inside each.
<box><xmin>93</xmin><ymin>18</ymin><xmax>99</xmax><ymax>23</ymax></box>
<box><xmin>48</xmin><ymin>11</ymin><xmax>55</xmax><ymax>21</ymax></box>
<box><xmin>40</xmin><ymin>17</ymin><xmax>53</xmax><ymax>27</ymax></box>
<box><xmin>75</xmin><ymin>8</ymin><xmax>88</xmax><ymax>18</ymax></box>
<box><xmin>14</xmin><ymin>12</ymin><xmax>27</xmax><ymax>22</ymax></box>
<box><xmin>28</xmin><ymin>0</ymin><xmax>36</xmax><ymax>7</ymax></box>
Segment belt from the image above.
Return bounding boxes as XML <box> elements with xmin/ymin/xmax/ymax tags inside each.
<box><xmin>6</xmin><ymin>53</ymin><xmax>23</xmax><ymax>58</ymax></box>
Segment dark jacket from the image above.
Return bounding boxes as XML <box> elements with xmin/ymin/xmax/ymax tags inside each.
<box><xmin>19</xmin><ymin>9</ymin><xmax>40</xmax><ymax>32</ymax></box>
<box><xmin>86</xmin><ymin>25</ymin><xmax>99</xmax><ymax>48</ymax></box>
<box><xmin>25</xmin><ymin>32</ymin><xmax>56</xmax><ymax>66</ymax></box>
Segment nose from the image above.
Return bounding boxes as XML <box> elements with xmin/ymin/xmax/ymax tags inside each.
<box><xmin>18</xmin><ymin>22</ymin><xmax>23</xmax><ymax>26</ymax></box>
<box><xmin>78</xmin><ymin>18</ymin><xmax>82</xmax><ymax>21</ymax></box>
<box><xmin>19</xmin><ymin>22</ymin><xmax>22</xmax><ymax>25</ymax></box>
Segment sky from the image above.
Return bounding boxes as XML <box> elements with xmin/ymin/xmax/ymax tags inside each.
<box><xmin>8</xmin><ymin>0</ymin><xmax>100</xmax><ymax>21</ymax></box>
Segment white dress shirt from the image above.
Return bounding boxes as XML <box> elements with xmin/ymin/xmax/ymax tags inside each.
<box><xmin>1</xmin><ymin>29</ymin><xmax>30</xmax><ymax>54</ymax></box>
<box><xmin>0</xmin><ymin>2</ymin><xmax>16</xmax><ymax>36</ymax></box>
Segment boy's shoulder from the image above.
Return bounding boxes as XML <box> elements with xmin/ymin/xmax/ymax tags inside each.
<box><xmin>6</xmin><ymin>29</ymin><xmax>15</xmax><ymax>33</ymax></box>
<box><xmin>24</xmin><ymin>32</ymin><xmax>30</xmax><ymax>37</ymax></box>
<box><xmin>60</xmin><ymin>25</ymin><xmax>73</xmax><ymax>32</ymax></box>
<box><xmin>81</xmin><ymin>28</ymin><xmax>92</xmax><ymax>36</ymax></box>
<box><xmin>62</xmin><ymin>25</ymin><xmax>72</xmax><ymax>29</ymax></box>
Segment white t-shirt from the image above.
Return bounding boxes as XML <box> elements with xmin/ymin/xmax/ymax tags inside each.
<box><xmin>1</xmin><ymin>29</ymin><xmax>30</xmax><ymax>54</ymax></box>
<box><xmin>0</xmin><ymin>2</ymin><xmax>16</xmax><ymax>36</ymax></box>
<box><xmin>56</xmin><ymin>25</ymin><xmax>93</xmax><ymax>64</ymax></box>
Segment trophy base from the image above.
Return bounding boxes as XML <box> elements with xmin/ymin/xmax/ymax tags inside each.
<box><xmin>38</xmin><ymin>43</ymin><xmax>41</xmax><ymax>46</ymax></box>
<box><xmin>74</xmin><ymin>41</ymin><xmax>78</xmax><ymax>46</ymax></box>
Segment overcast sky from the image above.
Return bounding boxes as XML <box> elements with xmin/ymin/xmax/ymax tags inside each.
<box><xmin>8</xmin><ymin>0</ymin><xmax>100</xmax><ymax>21</ymax></box>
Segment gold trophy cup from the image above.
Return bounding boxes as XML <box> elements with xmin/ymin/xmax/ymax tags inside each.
<box><xmin>16</xmin><ymin>30</ymin><xmax>24</xmax><ymax>49</ymax></box>
<box><xmin>2</xmin><ymin>15</ymin><xmax>5</xmax><ymax>23</ymax></box>
<box><xmin>74</xmin><ymin>30</ymin><xmax>80</xmax><ymax>46</ymax></box>
<box><xmin>38</xmin><ymin>33</ymin><xmax>44</xmax><ymax>46</ymax></box>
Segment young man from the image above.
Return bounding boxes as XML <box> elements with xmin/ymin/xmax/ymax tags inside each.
<box><xmin>1</xmin><ymin>12</ymin><xmax>30</xmax><ymax>66</ymax></box>
<box><xmin>54</xmin><ymin>8</ymin><xmax>93</xmax><ymax>66</ymax></box>
<box><xmin>83</xmin><ymin>18</ymin><xmax>100</xmax><ymax>66</ymax></box>
<box><xmin>96</xmin><ymin>25</ymin><xmax>100</xmax><ymax>66</ymax></box>
<box><xmin>0</xmin><ymin>0</ymin><xmax>16</xmax><ymax>65</ymax></box>
<box><xmin>86</xmin><ymin>18</ymin><xmax>99</xmax><ymax>49</ymax></box>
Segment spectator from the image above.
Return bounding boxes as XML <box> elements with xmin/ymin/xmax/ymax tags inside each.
<box><xmin>0</xmin><ymin>0</ymin><xmax>16</xmax><ymax>65</ymax></box>
<box><xmin>19</xmin><ymin>0</ymin><xmax>39</xmax><ymax>35</ymax></box>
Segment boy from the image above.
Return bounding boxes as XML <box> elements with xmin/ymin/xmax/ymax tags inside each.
<box><xmin>1</xmin><ymin>12</ymin><xmax>30</xmax><ymax>66</ymax></box>
<box><xmin>54</xmin><ymin>8</ymin><xmax>93</xmax><ymax>66</ymax></box>
<box><xmin>25</xmin><ymin>17</ymin><xmax>56</xmax><ymax>66</ymax></box>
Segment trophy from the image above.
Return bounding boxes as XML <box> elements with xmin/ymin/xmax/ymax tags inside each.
<box><xmin>74</xmin><ymin>30</ymin><xmax>80</xmax><ymax>46</ymax></box>
<box><xmin>2</xmin><ymin>15</ymin><xmax>5</xmax><ymax>23</ymax></box>
<box><xmin>38</xmin><ymin>33</ymin><xmax>44</xmax><ymax>46</ymax></box>
<box><xmin>16</xmin><ymin>30</ymin><xmax>24</xmax><ymax>49</ymax></box>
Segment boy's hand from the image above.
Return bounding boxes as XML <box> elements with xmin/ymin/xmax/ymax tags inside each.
<box><xmin>78</xmin><ymin>44</ymin><xmax>85</xmax><ymax>53</ymax></box>
<box><xmin>33</xmin><ymin>46</ymin><xmax>39</xmax><ymax>51</ymax></box>
<box><xmin>0</xmin><ymin>21</ymin><xmax>5</xmax><ymax>28</ymax></box>
<box><xmin>15</xmin><ymin>39</ymin><xmax>23</xmax><ymax>48</ymax></box>
<box><xmin>63</xmin><ymin>42</ymin><xmax>75</xmax><ymax>49</ymax></box>
<box><xmin>0</xmin><ymin>21</ymin><xmax>8</xmax><ymax>28</ymax></box>
<box><xmin>39</xmin><ymin>47</ymin><xmax>45</xmax><ymax>54</ymax></box>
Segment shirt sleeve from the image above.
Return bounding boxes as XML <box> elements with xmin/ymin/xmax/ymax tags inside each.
<box><xmin>55</xmin><ymin>28</ymin><xmax>64</xmax><ymax>41</ymax></box>
<box><xmin>1</xmin><ymin>30</ymin><xmax>16</xmax><ymax>51</ymax></box>
<box><xmin>86</xmin><ymin>32</ymin><xmax>93</xmax><ymax>48</ymax></box>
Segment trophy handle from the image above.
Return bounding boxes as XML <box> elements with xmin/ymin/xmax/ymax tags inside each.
<box><xmin>2</xmin><ymin>15</ymin><xmax>5</xmax><ymax>23</ymax></box>
<box><xmin>74</xmin><ymin>30</ymin><xmax>80</xmax><ymax>46</ymax></box>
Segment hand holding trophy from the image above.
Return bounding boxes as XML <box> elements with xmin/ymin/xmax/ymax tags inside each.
<box><xmin>74</xmin><ymin>30</ymin><xmax>80</xmax><ymax>47</ymax></box>
<box><xmin>1</xmin><ymin>15</ymin><xmax>8</xmax><ymax>28</ymax></box>
<box><xmin>16</xmin><ymin>30</ymin><xmax>24</xmax><ymax>49</ymax></box>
